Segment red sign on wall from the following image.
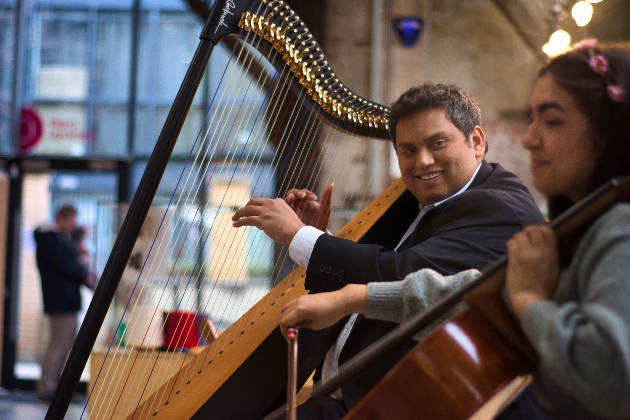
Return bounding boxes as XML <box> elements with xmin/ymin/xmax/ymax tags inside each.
<box><xmin>20</xmin><ymin>106</ymin><xmax>44</xmax><ymax>153</ymax></box>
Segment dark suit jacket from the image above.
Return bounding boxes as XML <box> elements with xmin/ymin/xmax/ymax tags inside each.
<box><xmin>304</xmin><ymin>160</ymin><xmax>546</xmax><ymax>410</ymax></box>
<box><xmin>34</xmin><ymin>226</ymin><xmax>89</xmax><ymax>314</ymax></box>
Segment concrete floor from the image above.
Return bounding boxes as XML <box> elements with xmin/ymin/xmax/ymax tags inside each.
<box><xmin>0</xmin><ymin>388</ymin><xmax>87</xmax><ymax>420</ymax></box>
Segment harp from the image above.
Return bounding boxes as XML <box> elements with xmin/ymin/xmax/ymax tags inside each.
<box><xmin>46</xmin><ymin>1</ymin><xmax>408</xmax><ymax>419</ymax></box>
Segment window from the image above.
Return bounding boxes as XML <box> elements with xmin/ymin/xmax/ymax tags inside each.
<box><xmin>0</xmin><ymin>5</ymin><xmax>15</xmax><ymax>154</ymax></box>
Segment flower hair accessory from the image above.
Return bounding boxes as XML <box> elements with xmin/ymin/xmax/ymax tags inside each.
<box><xmin>572</xmin><ymin>38</ymin><xmax>625</xmax><ymax>103</ymax></box>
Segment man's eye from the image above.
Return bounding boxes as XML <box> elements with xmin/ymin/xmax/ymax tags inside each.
<box><xmin>545</xmin><ymin>119</ymin><xmax>562</xmax><ymax>127</ymax></box>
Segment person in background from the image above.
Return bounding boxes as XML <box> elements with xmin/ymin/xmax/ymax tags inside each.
<box><xmin>279</xmin><ymin>40</ymin><xmax>630</xmax><ymax>419</ymax></box>
<box><xmin>34</xmin><ymin>204</ymin><xmax>90</xmax><ymax>402</ymax></box>
<box><xmin>70</xmin><ymin>225</ymin><xmax>96</xmax><ymax>290</ymax></box>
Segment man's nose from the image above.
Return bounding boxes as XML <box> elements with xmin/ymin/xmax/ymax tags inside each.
<box><xmin>416</xmin><ymin>148</ymin><xmax>435</xmax><ymax>167</ymax></box>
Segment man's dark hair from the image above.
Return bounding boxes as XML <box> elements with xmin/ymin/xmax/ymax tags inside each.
<box><xmin>388</xmin><ymin>83</ymin><xmax>483</xmax><ymax>149</ymax></box>
<box><xmin>56</xmin><ymin>204</ymin><xmax>77</xmax><ymax>220</ymax></box>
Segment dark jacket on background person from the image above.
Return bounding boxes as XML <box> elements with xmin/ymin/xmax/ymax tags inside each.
<box><xmin>34</xmin><ymin>225</ymin><xmax>89</xmax><ymax>314</ymax></box>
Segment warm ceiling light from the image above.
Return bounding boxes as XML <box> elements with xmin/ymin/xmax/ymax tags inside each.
<box><xmin>542</xmin><ymin>42</ymin><xmax>558</xmax><ymax>56</ymax></box>
<box><xmin>543</xmin><ymin>42</ymin><xmax>564</xmax><ymax>57</ymax></box>
<box><xmin>572</xmin><ymin>1</ymin><xmax>594</xmax><ymax>26</ymax></box>
<box><xmin>543</xmin><ymin>30</ymin><xmax>571</xmax><ymax>57</ymax></box>
<box><xmin>585</xmin><ymin>0</ymin><xmax>602</xmax><ymax>3</ymax></box>
<box><xmin>549</xmin><ymin>29</ymin><xmax>571</xmax><ymax>49</ymax></box>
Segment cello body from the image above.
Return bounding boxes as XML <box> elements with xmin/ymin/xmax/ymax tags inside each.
<box><xmin>343</xmin><ymin>300</ymin><xmax>536</xmax><ymax>420</ymax></box>
<box><xmin>342</xmin><ymin>176</ymin><xmax>630</xmax><ymax>420</ymax></box>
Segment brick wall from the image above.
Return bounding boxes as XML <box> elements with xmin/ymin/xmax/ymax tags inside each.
<box><xmin>320</xmin><ymin>0</ymin><xmax>546</xmax><ymax>210</ymax></box>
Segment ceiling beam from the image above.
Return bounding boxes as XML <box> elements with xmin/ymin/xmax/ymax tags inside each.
<box><xmin>490</xmin><ymin>0</ymin><xmax>549</xmax><ymax>62</ymax></box>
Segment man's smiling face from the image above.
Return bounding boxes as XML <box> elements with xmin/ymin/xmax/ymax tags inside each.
<box><xmin>395</xmin><ymin>108</ymin><xmax>485</xmax><ymax>206</ymax></box>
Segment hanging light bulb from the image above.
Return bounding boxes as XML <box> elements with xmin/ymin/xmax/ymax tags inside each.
<box><xmin>572</xmin><ymin>1</ymin><xmax>594</xmax><ymax>26</ymax></box>
<box><xmin>542</xmin><ymin>42</ymin><xmax>558</xmax><ymax>57</ymax></box>
<box><xmin>549</xmin><ymin>29</ymin><xmax>571</xmax><ymax>52</ymax></box>
<box><xmin>543</xmin><ymin>29</ymin><xmax>571</xmax><ymax>57</ymax></box>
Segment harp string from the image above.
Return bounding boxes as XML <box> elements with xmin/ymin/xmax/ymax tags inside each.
<box><xmin>117</xmin><ymin>29</ymin><xmax>273</xmax><ymax>415</ymax></box>
<box><xmin>152</xmin><ymin>53</ymin><xmax>385</xmax><ymax>406</ymax></box>
<box><xmin>86</xmin><ymin>19</ymin><xmax>264</xmax><ymax>417</ymax></box>
<box><xmin>110</xmin><ymin>13</ymin><xmax>304</xmax><ymax>414</ymax></box>
<box><xmin>88</xmin><ymin>1</ymin><xmax>389</xmax><ymax>416</ymax></box>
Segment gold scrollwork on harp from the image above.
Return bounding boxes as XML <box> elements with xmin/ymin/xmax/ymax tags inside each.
<box><xmin>238</xmin><ymin>2</ymin><xmax>389</xmax><ymax>132</ymax></box>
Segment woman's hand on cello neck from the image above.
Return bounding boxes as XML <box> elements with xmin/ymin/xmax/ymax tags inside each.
<box><xmin>505</xmin><ymin>224</ymin><xmax>561</xmax><ymax>320</ymax></box>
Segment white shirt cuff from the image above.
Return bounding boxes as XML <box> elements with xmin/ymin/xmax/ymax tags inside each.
<box><xmin>289</xmin><ymin>225</ymin><xmax>324</xmax><ymax>268</ymax></box>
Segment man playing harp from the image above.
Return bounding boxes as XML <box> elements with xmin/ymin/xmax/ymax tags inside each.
<box><xmin>232</xmin><ymin>82</ymin><xmax>544</xmax><ymax>418</ymax></box>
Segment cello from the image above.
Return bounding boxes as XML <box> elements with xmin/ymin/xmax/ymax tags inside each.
<box><xmin>262</xmin><ymin>175</ymin><xmax>630</xmax><ymax>419</ymax></box>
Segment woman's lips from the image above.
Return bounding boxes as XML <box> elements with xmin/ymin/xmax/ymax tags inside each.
<box><xmin>530</xmin><ymin>159</ymin><xmax>548</xmax><ymax>171</ymax></box>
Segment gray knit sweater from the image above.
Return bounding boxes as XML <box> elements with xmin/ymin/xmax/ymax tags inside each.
<box><xmin>365</xmin><ymin>203</ymin><xmax>630</xmax><ymax>419</ymax></box>
<box><xmin>366</xmin><ymin>267</ymin><xmax>479</xmax><ymax>339</ymax></box>
<box><xmin>522</xmin><ymin>203</ymin><xmax>630</xmax><ymax>419</ymax></box>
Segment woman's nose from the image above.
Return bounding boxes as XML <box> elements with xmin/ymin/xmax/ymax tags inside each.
<box><xmin>522</xmin><ymin>125</ymin><xmax>541</xmax><ymax>150</ymax></box>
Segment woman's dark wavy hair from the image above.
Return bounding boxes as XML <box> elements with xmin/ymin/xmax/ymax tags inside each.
<box><xmin>540</xmin><ymin>42</ymin><xmax>630</xmax><ymax>218</ymax></box>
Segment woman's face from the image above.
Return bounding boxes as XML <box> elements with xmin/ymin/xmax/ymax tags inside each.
<box><xmin>523</xmin><ymin>74</ymin><xmax>599</xmax><ymax>203</ymax></box>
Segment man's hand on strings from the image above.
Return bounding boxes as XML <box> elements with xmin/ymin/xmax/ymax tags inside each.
<box><xmin>505</xmin><ymin>225</ymin><xmax>560</xmax><ymax>320</ymax></box>
<box><xmin>285</xmin><ymin>184</ymin><xmax>334</xmax><ymax>232</ymax></box>
<box><xmin>232</xmin><ymin>198</ymin><xmax>305</xmax><ymax>244</ymax></box>
<box><xmin>279</xmin><ymin>284</ymin><xmax>367</xmax><ymax>339</ymax></box>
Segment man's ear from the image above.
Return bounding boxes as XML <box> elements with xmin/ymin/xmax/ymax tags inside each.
<box><xmin>470</xmin><ymin>126</ymin><xmax>486</xmax><ymax>159</ymax></box>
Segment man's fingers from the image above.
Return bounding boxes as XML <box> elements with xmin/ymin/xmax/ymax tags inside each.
<box><xmin>232</xmin><ymin>205</ymin><xmax>261</xmax><ymax>221</ymax></box>
<box><xmin>232</xmin><ymin>215</ymin><xmax>259</xmax><ymax>228</ymax></box>
<box><xmin>232</xmin><ymin>197</ymin><xmax>273</xmax><ymax>221</ymax></box>
<box><xmin>321</xmin><ymin>183</ymin><xmax>334</xmax><ymax>207</ymax></box>
<box><xmin>286</xmin><ymin>189</ymin><xmax>316</xmax><ymax>201</ymax></box>
<box><xmin>285</xmin><ymin>190</ymin><xmax>317</xmax><ymax>214</ymax></box>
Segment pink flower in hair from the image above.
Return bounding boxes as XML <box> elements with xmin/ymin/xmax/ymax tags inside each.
<box><xmin>588</xmin><ymin>54</ymin><xmax>609</xmax><ymax>76</ymax></box>
<box><xmin>573</xmin><ymin>38</ymin><xmax>598</xmax><ymax>51</ymax></box>
<box><xmin>606</xmin><ymin>85</ymin><xmax>625</xmax><ymax>102</ymax></box>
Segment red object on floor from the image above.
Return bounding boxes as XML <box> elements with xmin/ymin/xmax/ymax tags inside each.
<box><xmin>164</xmin><ymin>310</ymin><xmax>200</xmax><ymax>349</ymax></box>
